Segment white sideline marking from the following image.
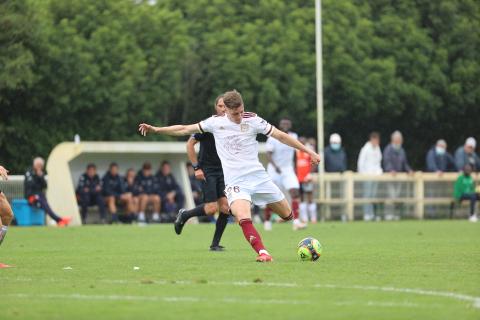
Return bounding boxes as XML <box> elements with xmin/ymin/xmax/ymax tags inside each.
<box><xmin>2</xmin><ymin>293</ymin><xmax>310</xmax><ymax>305</ymax></box>
<box><xmin>5</xmin><ymin>277</ymin><xmax>480</xmax><ymax>309</ymax></box>
<box><xmin>314</xmin><ymin>284</ymin><xmax>480</xmax><ymax>308</ymax></box>
<box><xmin>336</xmin><ymin>301</ymin><xmax>421</xmax><ymax>308</ymax></box>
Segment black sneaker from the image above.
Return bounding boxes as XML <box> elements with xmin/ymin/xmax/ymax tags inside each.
<box><xmin>174</xmin><ymin>209</ymin><xmax>187</xmax><ymax>235</ymax></box>
<box><xmin>209</xmin><ymin>245</ymin><xmax>225</xmax><ymax>251</ymax></box>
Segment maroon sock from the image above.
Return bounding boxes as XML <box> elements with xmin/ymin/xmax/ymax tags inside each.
<box><xmin>239</xmin><ymin>219</ymin><xmax>266</xmax><ymax>254</ymax></box>
<box><xmin>292</xmin><ymin>199</ymin><xmax>299</xmax><ymax>220</ymax></box>
<box><xmin>264</xmin><ymin>207</ymin><xmax>272</xmax><ymax>221</ymax></box>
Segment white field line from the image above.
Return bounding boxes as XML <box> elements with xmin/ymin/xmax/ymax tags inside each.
<box><xmin>335</xmin><ymin>300</ymin><xmax>421</xmax><ymax>308</ymax></box>
<box><xmin>5</xmin><ymin>277</ymin><xmax>480</xmax><ymax>309</ymax></box>
<box><xmin>314</xmin><ymin>284</ymin><xmax>480</xmax><ymax>309</ymax></box>
<box><xmin>2</xmin><ymin>293</ymin><xmax>310</xmax><ymax>306</ymax></box>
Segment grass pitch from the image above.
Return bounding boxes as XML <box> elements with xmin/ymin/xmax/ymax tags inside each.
<box><xmin>1</xmin><ymin>221</ymin><xmax>479</xmax><ymax>320</ymax></box>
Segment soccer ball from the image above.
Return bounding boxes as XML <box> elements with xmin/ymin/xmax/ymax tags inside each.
<box><xmin>297</xmin><ymin>237</ymin><xmax>322</xmax><ymax>261</ymax></box>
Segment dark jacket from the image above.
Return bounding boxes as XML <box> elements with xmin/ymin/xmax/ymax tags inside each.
<box><xmin>134</xmin><ymin>171</ymin><xmax>159</xmax><ymax>195</ymax></box>
<box><xmin>383</xmin><ymin>144</ymin><xmax>412</xmax><ymax>172</ymax></box>
<box><xmin>324</xmin><ymin>146</ymin><xmax>347</xmax><ymax>173</ymax></box>
<box><xmin>454</xmin><ymin>146</ymin><xmax>480</xmax><ymax>171</ymax></box>
<box><xmin>24</xmin><ymin>168</ymin><xmax>47</xmax><ymax>198</ymax></box>
<box><xmin>123</xmin><ymin>177</ymin><xmax>140</xmax><ymax>196</ymax></box>
<box><xmin>425</xmin><ymin>147</ymin><xmax>456</xmax><ymax>172</ymax></box>
<box><xmin>102</xmin><ymin>172</ymin><xmax>125</xmax><ymax>197</ymax></box>
<box><xmin>156</xmin><ymin>172</ymin><xmax>183</xmax><ymax>199</ymax></box>
<box><xmin>76</xmin><ymin>173</ymin><xmax>102</xmax><ymax>195</ymax></box>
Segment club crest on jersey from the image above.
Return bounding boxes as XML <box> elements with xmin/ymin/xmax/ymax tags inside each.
<box><xmin>240</xmin><ymin>123</ymin><xmax>249</xmax><ymax>132</ymax></box>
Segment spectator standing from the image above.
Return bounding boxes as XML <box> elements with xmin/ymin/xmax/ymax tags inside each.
<box><xmin>296</xmin><ymin>137</ymin><xmax>317</xmax><ymax>223</ymax></box>
<box><xmin>24</xmin><ymin>157</ymin><xmax>71</xmax><ymax>226</ymax></box>
<box><xmin>102</xmin><ymin>162</ymin><xmax>135</xmax><ymax>223</ymax></box>
<box><xmin>157</xmin><ymin>161</ymin><xmax>184</xmax><ymax>221</ymax></box>
<box><xmin>135</xmin><ymin>162</ymin><xmax>161</xmax><ymax>223</ymax></box>
<box><xmin>324</xmin><ymin>133</ymin><xmax>347</xmax><ymax>173</ymax></box>
<box><xmin>76</xmin><ymin>163</ymin><xmax>106</xmax><ymax>224</ymax></box>
<box><xmin>454</xmin><ymin>137</ymin><xmax>480</xmax><ymax>171</ymax></box>
<box><xmin>357</xmin><ymin>132</ymin><xmax>383</xmax><ymax>221</ymax></box>
<box><xmin>383</xmin><ymin>131</ymin><xmax>413</xmax><ymax>220</ymax></box>
<box><xmin>426</xmin><ymin>139</ymin><xmax>456</xmax><ymax>173</ymax></box>
<box><xmin>453</xmin><ymin>164</ymin><xmax>478</xmax><ymax>222</ymax></box>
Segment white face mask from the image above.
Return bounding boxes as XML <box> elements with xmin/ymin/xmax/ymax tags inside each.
<box><xmin>392</xmin><ymin>143</ymin><xmax>401</xmax><ymax>150</ymax></box>
<box><xmin>435</xmin><ymin>146</ymin><xmax>446</xmax><ymax>155</ymax></box>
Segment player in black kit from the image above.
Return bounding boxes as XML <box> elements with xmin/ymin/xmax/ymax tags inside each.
<box><xmin>174</xmin><ymin>95</ymin><xmax>230</xmax><ymax>251</ymax></box>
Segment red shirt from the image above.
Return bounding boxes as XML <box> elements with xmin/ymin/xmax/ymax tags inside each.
<box><xmin>296</xmin><ymin>150</ymin><xmax>311</xmax><ymax>183</ymax></box>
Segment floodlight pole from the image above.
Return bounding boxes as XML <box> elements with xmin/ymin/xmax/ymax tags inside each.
<box><xmin>315</xmin><ymin>0</ymin><xmax>325</xmax><ymax>211</ymax></box>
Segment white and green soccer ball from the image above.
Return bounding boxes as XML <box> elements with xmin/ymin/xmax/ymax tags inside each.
<box><xmin>297</xmin><ymin>237</ymin><xmax>322</xmax><ymax>261</ymax></box>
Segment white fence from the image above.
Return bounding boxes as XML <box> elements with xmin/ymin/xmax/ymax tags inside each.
<box><xmin>314</xmin><ymin>172</ymin><xmax>475</xmax><ymax>220</ymax></box>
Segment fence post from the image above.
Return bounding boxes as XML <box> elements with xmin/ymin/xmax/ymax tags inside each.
<box><xmin>345</xmin><ymin>171</ymin><xmax>354</xmax><ymax>221</ymax></box>
<box><xmin>325</xmin><ymin>180</ymin><xmax>332</xmax><ymax>220</ymax></box>
<box><xmin>415</xmin><ymin>172</ymin><xmax>424</xmax><ymax>219</ymax></box>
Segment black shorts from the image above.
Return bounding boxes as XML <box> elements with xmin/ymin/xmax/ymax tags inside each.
<box><xmin>202</xmin><ymin>168</ymin><xmax>226</xmax><ymax>203</ymax></box>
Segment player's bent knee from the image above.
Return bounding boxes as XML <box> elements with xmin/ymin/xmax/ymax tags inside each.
<box><xmin>204</xmin><ymin>202</ymin><xmax>218</xmax><ymax>215</ymax></box>
<box><xmin>220</xmin><ymin>204</ymin><xmax>230</xmax><ymax>215</ymax></box>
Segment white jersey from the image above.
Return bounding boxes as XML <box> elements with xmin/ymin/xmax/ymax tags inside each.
<box><xmin>265</xmin><ymin>132</ymin><xmax>298</xmax><ymax>168</ymax></box>
<box><xmin>199</xmin><ymin>112</ymin><xmax>274</xmax><ymax>186</ymax></box>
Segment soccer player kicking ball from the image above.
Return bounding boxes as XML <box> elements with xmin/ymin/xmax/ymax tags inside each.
<box><xmin>139</xmin><ymin>90</ymin><xmax>321</xmax><ymax>262</ymax></box>
<box><xmin>0</xmin><ymin>165</ymin><xmax>15</xmax><ymax>268</ymax></box>
<box><xmin>175</xmin><ymin>95</ymin><xmax>230</xmax><ymax>251</ymax></box>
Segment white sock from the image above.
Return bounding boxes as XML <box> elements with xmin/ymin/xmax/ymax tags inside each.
<box><xmin>299</xmin><ymin>202</ymin><xmax>308</xmax><ymax>222</ymax></box>
<box><xmin>308</xmin><ymin>203</ymin><xmax>317</xmax><ymax>222</ymax></box>
<box><xmin>138</xmin><ymin>212</ymin><xmax>145</xmax><ymax>221</ymax></box>
<box><xmin>153</xmin><ymin>212</ymin><xmax>160</xmax><ymax>220</ymax></box>
<box><xmin>259</xmin><ymin>249</ymin><xmax>269</xmax><ymax>255</ymax></box>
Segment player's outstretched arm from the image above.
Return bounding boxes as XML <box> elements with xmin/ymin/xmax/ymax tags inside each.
<box><xmin>271</xmin><ymin>129</ymin><xmax>321</xmax><ymax>165</ymax></box>
<box><xmin>138</xmin><ymin>123</ymin><xmax>200</xmax><ymax>137</ymax></box>
<box><xmin>0</xmin><ymin>165</ymin><xmax>9</xmax><ymax>181</ymax></box>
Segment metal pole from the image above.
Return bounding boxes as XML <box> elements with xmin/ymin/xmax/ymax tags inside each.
<box><xmin>315</xmin><ymin>0</ymin><xmax>325</xmax><ymax>211</ymax></box>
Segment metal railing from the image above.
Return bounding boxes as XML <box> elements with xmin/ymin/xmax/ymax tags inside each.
<box><xmin>0</xmin><ymin>175</ymin><xmax>25</xmax><ymax>202</ymax></box>
<box><xmin>314</xmin><ymin>172</ymin><xmax>476</xmax><ymax>220</ymax></box>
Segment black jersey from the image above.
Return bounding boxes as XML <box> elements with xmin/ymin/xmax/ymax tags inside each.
<box><xmin>193</xmin><ymin>132</ymin><xmax>222</xmax><ymax>169</ymax></box>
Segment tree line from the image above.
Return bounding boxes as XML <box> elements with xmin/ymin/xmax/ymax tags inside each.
<box><xmin>1</xmin><ymin>0</ymin><xmax>479</xmax><ymax>173</ymax></box>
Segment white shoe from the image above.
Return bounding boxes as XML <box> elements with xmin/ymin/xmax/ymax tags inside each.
<box><xmin>293</xmin><ymin>219</ymin><xmax>307</xmax><ymax>230</ymax></box>
<box><xmin>138</xmin><ymin>212</ymin><xmax>146</xmax><ymax>222</ymax></box>
<box><xmin>469</xmin><ymin>215</ymin><xmax>478</xmax><ymax>223</ymax></box>
<box><xmin>264</xmin><ymin>220</ymin><xmax>272</xmax><ymax>231</ymax></box>
<box><xmin>152</xmin><ymin>213</ymin><xmax>160</xmax><ymax>222</ymax></box>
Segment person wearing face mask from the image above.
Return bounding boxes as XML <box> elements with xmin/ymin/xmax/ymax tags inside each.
<box><xmin>453</xmin><ymin>164</ymin><xmax>478</xmax><ymax>222</ymax></box>
<box><xmin>324</xmin><ymin>133</ymin><xmax>347</xmax><ymax>173</ymax></box>
<box><xmin>454</xmin><ymin>137</ymin><xmax>480</xmax><ymax>172</ymax></box>
<box><xmin>383</xmin><ymin>131</ymin><xmax>413</xmax><ymax>220</ymax></box>
<box><xmin>426</xmin><ymin>139</ymin><xmax>456</xmax><ymax>173</ymax></box>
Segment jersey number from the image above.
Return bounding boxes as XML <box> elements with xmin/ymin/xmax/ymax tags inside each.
<box><xmin>226</xmin><ymin>186</ymin><xmax>240</xmax><ymax>195</ymax></box>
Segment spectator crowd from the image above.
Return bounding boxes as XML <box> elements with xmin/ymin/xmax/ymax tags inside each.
<box><xmin>324</xmin><ymin>132</ymin><xmax>479</xmax><ymax>221</ymax></box>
